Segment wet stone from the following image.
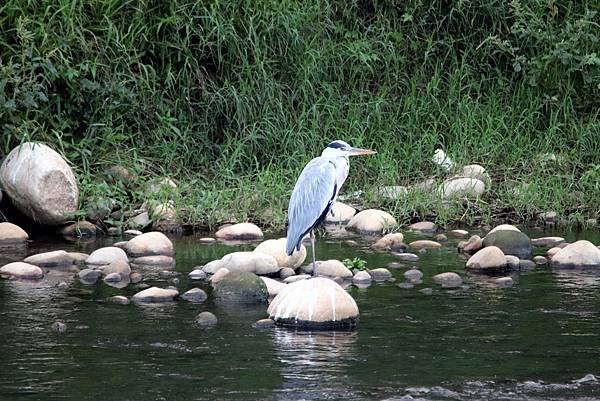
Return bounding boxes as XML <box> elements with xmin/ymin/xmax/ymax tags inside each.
<box><xmin>435</xmin><ymin>234</ymin><xmax>448</xmax><ymax>243</ymax></box>
<box><xmin>369</xmin><ymin>268</ymin><xmax>392</xmax><ymax>282</ymax></box>
<box><xmin>352</xmin><ymin>270</ymin><xmax>372</xmax><ymax>284</ymax></box>
<box><xmin>386</xmin><ymin>262</ymin><xmax>405</xmax><ymax>269</ymax></box>
<box><xmin>449</xmin><ymin>229</ymin><xmax>469</xmax><ymax>238</ymax></box>
<box><xmin>394</xmin><ymin>253</ymin><xmax>419</xmax><ymax>262</ymax></box>
<box><xmin>110</xmin><ymin>295</ymin><xmax>130</xmax><ymax>305</ymax></box>
<box><xmin>531</xmin><ymin>236</ymin><xmax>565</xmax><ymax>247</ymax></box>
<box><xmin>189</xmin><ymin>269</ymin><xmax>206</xmax><ymax>280</ymax></box>
<box><xmin>195</xmin><ymin>312</ymin><xmax>218</xmax><ymax>327</ymax></box>
<box><xmin>533</xmin><ymin>256</ymin><xmax>548</xmax><ymax>265</ymax></box>
<box><xmin>419</xmin><ymin>288</ymin><xmax>433</xmax><ymax>295</ymax></box>
<box><xmin>409</xmin><ymin>221</ymin><xmax>437</xmax><ymax>233</ymax></box>
<box><xmin>51</xmin><ymin>321</ymin><xmax>67</xmax><ymax>333</ymax></box>
<box><xmin>397</xmin><ymin>282</ymin><xmax>414</xmax><ymax>289</ymax></box>
<box><xmin>404</xmin><ymin>269</ymin><xmax>423</xmax><ymax>283</ymax></box>
<box><xmin>180</xmin><ymin>288</ymin><xmax>208</xmax><ymax>303</ymax></box>
<box><xmin>78</xmin><ymin>269</ymin><xmax>101</xmax><ymax>284</ymax></box>
<box><xmin>432</xmin><ymin>272</ymin><xmax>463</xmax><ymax>289</ymax></box>
<box><xmin>57</xmin><ymin>281</ymin><xmax>69</xmax><ymax>289</ymax></box>
<box><xmin>505</xmin><ymin>255</ymin><xmax>520</xmax><ymax>270</ymax></box>
<box><xmin>279</xmin><ymin>267</ymin><xmax>295</xmax><ymax>280</ymax></box>
<box><xmin>519</xmin><ymin>260</ymin><xmax>536</xmax><ymax>270</ymax></box>
<box><xmin>494</xmin><ymin>277</ymin><xmax>514</xmax><ymax>287</ymax></box>
<box><xmin>253</xmin><ymin>318</ymin><xmax>276</xmax><ymax>329</ymax></box>
<box><xmin>284</xmin><ymin>274</ymin><xmax>310</xmax><ymax>284</ymax></box>
<box><xmin>130</xmin><ymin>272</ymin><xmax>143</xmax><ymax>283</ymax></box>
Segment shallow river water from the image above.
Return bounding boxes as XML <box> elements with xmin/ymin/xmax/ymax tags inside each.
<box><xmin>1</xmin><ymin>227</ymin><xmax>600</xmax><ymax>401</ymax></box>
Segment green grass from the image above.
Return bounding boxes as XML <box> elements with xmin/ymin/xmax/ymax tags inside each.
<box><xmin>0</xmin><ymin>0</ymin><xmax>598</xmax><ymax>230</ymax></box>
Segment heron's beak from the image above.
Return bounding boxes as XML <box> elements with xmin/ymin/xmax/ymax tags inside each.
<box><xmin>347</xmin><ymin>147</ymin><xmax>377</xmax><ymax>156</ymax></box>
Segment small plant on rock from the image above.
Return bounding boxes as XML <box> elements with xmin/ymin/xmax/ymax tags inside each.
<box><xmin>343</xmin><ymin>257</ymin><xmax>367</xmax><ymax>271</ymax></box>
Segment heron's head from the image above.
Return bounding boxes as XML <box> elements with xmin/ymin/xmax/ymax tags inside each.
<box><xmin>321</xmin><ymin>140</ymin><xmax>377</xmax><ymax>158</ymax></box>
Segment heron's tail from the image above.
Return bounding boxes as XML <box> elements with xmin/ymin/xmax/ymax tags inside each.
<box><xmin>285</xmin><ymin>237</ymin><xmax>297</xmax><ymax>256</ymax></box>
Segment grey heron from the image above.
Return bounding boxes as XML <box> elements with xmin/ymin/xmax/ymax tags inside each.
<box><xmin>285</xmin><ymin>140</ymin><xmax>377</xmax><ymax>276</ymax></box>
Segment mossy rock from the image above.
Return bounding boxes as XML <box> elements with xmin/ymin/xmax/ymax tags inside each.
<box><xmin>213</xmin><ymin>271</ymin><xmax>268</xmax><ymax>304</ymax></box>
<box><xmin>482</xmin><ymin>230</ymin><xmax>532</xmax><ymax>259</ymax></box>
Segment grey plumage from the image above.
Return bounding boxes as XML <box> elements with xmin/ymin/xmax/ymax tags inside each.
<box><xmin>284</xmin><ymin>140</ymin><xmax>377</xmax><ymax>275</ymax></box>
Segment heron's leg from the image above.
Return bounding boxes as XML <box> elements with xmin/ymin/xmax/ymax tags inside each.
<box><xmin>310</xmin><ymin>230</ymin><xmax>317</xmax><ymax>277</ymax></box>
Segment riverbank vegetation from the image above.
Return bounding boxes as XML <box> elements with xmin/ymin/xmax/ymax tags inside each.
<box><xmin>1</xmin><ymin>0</ymin><xmax>598</xmax><ymax>230</ymax></box>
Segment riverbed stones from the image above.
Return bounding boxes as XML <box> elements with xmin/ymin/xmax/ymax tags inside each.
<box><xmin>253</xmin><ymin>318</ymin><xmax>276</xmax><ymax>329</ymax></box>
<box><xmin>0</xmin><ymin>262</ymin><xmax>43</xmax><ymax>279</ymax></box>
<box><xmin>215</xmin><ymin>222</ymin><xmax>263</xmax><ymax>240</ymax></box>
<box><xmin>189</xmin><ymin>269</ymin><xmax>206</xmax><ymax>280</ymax></box>
<box><xmin>260</xmin><ymin>276</ymin><xmax>286</xmax><ymax>297</ymax></box>
<box><xmin>194</xmin><ymin>311</ymin><xmax>218</xmax><ymax>327</ymax></box>
<box><xmin>483</xmin><ymin>227</ymin><xmax>532</xmax><ymax>258</ymax></box>
<box><xmin>459</xmin><ymin>235</ymin><xmax>483</xmax><ymax>254</ymax></box>
<box><xmin>86</xmin><ymin>247</ymin><xmax>128</xmax><ymax>266</ymax></box>
<box><xmin>404</xmin><ymin>269</ymin><xmax>423</xmax><ymax>283</ymax></box>
<box><xmin>369</xmin><ymin>268</ymin><xmax>392</xmax><ymax>282</ymax></box>
<box><xmin>394</xmin><ymin>253</ymin><xmax>419</xmax><ymax>262</ymax></box>
<box><xmin>268</xmin><ymin>277</ymin><xmax>359</xmax><ymax>330</ymax></box>
<box><xmin>314</xmin><ymin>260</ymin><xmax>353</xmax><ymax>279</ymax></box>
<box><xmin>0</xmin><ymin>222</ymin><xmax>28</xmax><ymax>244</ymax></box>
<box><xmin>505</xmin><ymin>255</ymin><xmax>520</xmax><ymax>269</ymax></box>
<box><xmin>132</xmin><ymin>287</ymin><xmax>178</xmax><ymax>303</ymax></box>
<box><xmin>124</xmin><ymin>229</ymin><xmax>143</xmax><ymax>236</ymax></box>
<box><xmin>110</xmin><ymin>295</ymin><xmax>130</xmax><ymax>305</ymax></box>
<box><xmin>100</xmin><ymin>260</ymin><xmax>131</xmax><ymax>279</ymax></box>
<box><xmin>0</xmin><ymin>142</ymin><xmax>79</xmax><ymax>225</ymax></box>
<box><xmin>125</xmin><ymin>231</ymin><xmax>174</xmax><ymax>257</ymax></box>
<box><xmin>103</xmin><ymin>272</ymin><xmax>122</xmax><ymax>283</ymax></box>
<box><xmin>130</xmin><ymin>255</ymin><xmax>175</xmax><ymax>267</ymax></box>
<box><xmin>409</xmin><ymin>240</ymin><xmax>442</xmax><ymax>250</ymax></box>
<box><xmin>180</xmin><ymin>288</ymin><xmax>208</xmax><ymax>303</ymax></box>
<box><xmin>551</xmin><ymin>240</ymin><xmax>600</xmax><ymax>268</ymax></box>
<box><xmin>24</xmin><ymin>250</ymin><xmax>75</xmax><ymax>268</ymax></box>
<box><xmin>397</xmin><ymin>282</ymin><xmax>414</xmax><ymax>289</ymax></box>
<box><xmin>371</xmin><ymin>233</ymin><xmax>405</xmax><ymax>251</ymax></box>
<box><xmin>325</xmin><ymin>201</ymin><xmax>357</xmax><ymax>224</ymax></box>
<box><xmin>519</xmin><ymin>259</ymin><xmax>536</xmax><ymax>269</ymax></box>
<box><xmin>59</xmin><ymin>221</ymin><xmax>97</xmax><ymax>237</ymax></box>
<box><xmin>284</xmin><ymin>274</ymin><xmax>310</xmax><ymax>283</ymax></box>
<box><xmin>277</xmin><ymin>268</ymin><xmax>293</xmax><ymax>280</ymax></box>
<box><xmin>346</xmin><ymin>209</ymin><xmax>397</xmax><ymax>233</ymax></box>
<box><xmin>432</xmin><ymin>272</ymin><xmax>463</xmax><ymax>288</ymax></box>
<box><xmin>352</xmin><ymin>270</ymin><xmax>372</xmax><ymax>284</ymax></box>
<box><xmin>533</xmin><ymin>256</ymin><xmax>548</xmax><ymax>265</ymax></box>
<box><xmin>209</xmin><ymin>267</ymin><xmax>230</xmax><ymax>284</ymax></box>
<box><xmin>449</xmin><ymin>229</ymin><xmax>469</xmax><ymax>238</ymax></box>
<box><xmin>466</xmin><ymin>246</ymin><xmax>507</xmax><ymax>272</ymax></box>
<box><xmin>213</xmin><ymin>271</ymin><xmax>268</xmax><ymax>303</ymax></box>
<box><xmin>441</xmin><ymin>177</ymin><xmax>485</xmax><ymax>199</ymax></box>
<box><xmin>206</xmin><ymin>251</ymin><xmax>279</xmax><ymax>275</ymax></box>
<box><xmin>254</xmin><ymin>238</ymin><xmax>306</xmax><ymax>268</ymax></box>
<box><xmin>495</xmin><ymin>277</ymin><xmax>514</xmax><ymax>287</ymax></box>
<box><xmin>409</xmin><ymin>221</ymin><xmax>437</xmax><ymax>233</ymax></box>
<box><xmin>78</xmin><ymin>268</ymin><xmax>101</xmax><ymax>284</ymax></box>
<box><xmin>531</xmin><ymin>237</ymin><xmax>565</xmax><ymax>247</ymax></box>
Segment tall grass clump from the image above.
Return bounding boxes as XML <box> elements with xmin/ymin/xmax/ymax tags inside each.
<box><xmin>0</xmin><ymin>0</ymin><xmax>598</xmax><ymax>228</ymax></box>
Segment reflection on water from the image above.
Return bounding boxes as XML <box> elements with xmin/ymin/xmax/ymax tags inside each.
<box><xmin>272</xmin><ymin>329</ymin><xmax>358</xmax><ymax>400</ymax></box>
<box><xmin>553</xmin><ymin>268</ymin><xmax>600</xmax><ymax>289</ymax></box>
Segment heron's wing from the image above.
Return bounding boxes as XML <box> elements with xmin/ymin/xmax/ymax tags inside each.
<box><xmin>286</xmin><ymin>157</ymin><xmax>337</xmax><ymax>255</ymax></box>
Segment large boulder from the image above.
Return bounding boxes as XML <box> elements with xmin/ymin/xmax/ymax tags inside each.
<box><xmin>441</xmin><ymin>177</ymin><xmax>485</xmax><ymax>199</ymax></box>
<box><xmin>268</xmin><ymin>277</ymin><xmax>359</xmax><ymax>330</ymax></box>
<box><xmin>551</xmin><ymin>241</ymin><xmax>600</xmax><ymax>268</ymax></box>
<box><xmin>124</xmin><ymin>231</ymin><xmax>174</xmax><ymax>257</ymax></box>
<box><xmin>346</xmin><ymin>209</ymin><xmax>397</xmax><ymax>233</ymax></box>
<box><xmin>483</xmin><ymin>227</ymin><xmax>532</xmax><ymax>258</ymax></box>
<box><xmin>86</xmin><ymin>247</ymin><xmax>129</xmax><ymax>266</ymax></box>
<box><xmin>0</xmin><ymin>222</ymin><xmax>28</xmax><ymax>244</ymax></box>
<box><xmin>254</xmin><ymin>238</ymin><xmax>306</xmax><ymax>268</ymax></box>
<box><xmin>324</xmin><ymin>202</ymin><xmax>357</xmax><ymax>224</ymax></box>
<box><xmin>205</xmin><ymin>251</ymin><xmax>279</xmax><ymax>275</ymax></box>
<box><xmin>466</xmin><ymin>246</ymin><xmax>508</xmax><ymax>272</ymax></box>
<box><xmin>213</xmin><ymin>271</ymin><xmax>268</xmax><ymax>303</ymax></box>
<box><xmin>0</xmin><ymin>143</ymin><xmax>79</xmax><ymax>225</ymax></box>
<box><xmin>215</xmin><ymin>223</ymin><xmax>263</xmax><ymax>240</ymax></box>
<box><xmin>0</xmin><ymin>262</ymin><xmax>43</xmax><ymax>279</ymax></box>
